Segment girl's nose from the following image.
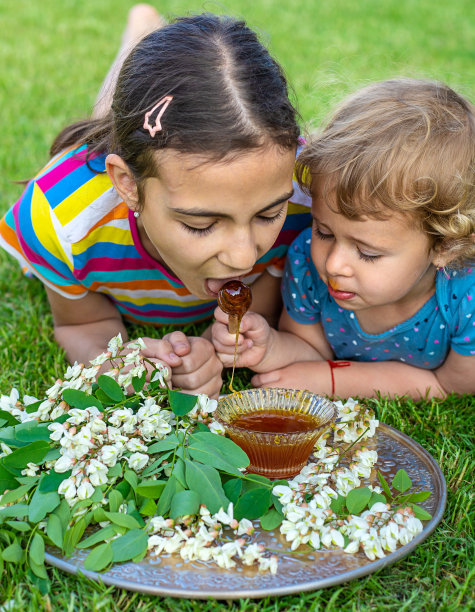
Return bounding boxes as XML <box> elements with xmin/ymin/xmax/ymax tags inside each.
<box><xmin>325</xmin><ymin>242</ymin><xmax>352</xmax><ymax>277</ymax></box>
<box><xmin>219</xmin><ymin>229</ymin><xmax>258</xmax><ymax>272</ymax></box>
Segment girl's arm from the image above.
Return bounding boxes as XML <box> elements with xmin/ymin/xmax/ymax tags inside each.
<box><xmin>46</xmin><ymin>288</ymin><xmax>223</xmax><ymax>396</ymax></box>
<box><xmin>252</xmin><ymin>349</ymin><xmax>474</xmax><ymax>399</ymax></box>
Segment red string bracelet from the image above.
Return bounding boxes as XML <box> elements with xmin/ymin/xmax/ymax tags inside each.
<box><xmin>327</xmin><ymin>360</ymin><xmax>351</xmax><ymax>397</ymax></box>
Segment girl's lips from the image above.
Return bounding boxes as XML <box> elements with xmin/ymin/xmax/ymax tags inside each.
<box><xmin>328</xmin><ymin>284</ymin><xmax>356</xmax><ymax>301</ymax></box>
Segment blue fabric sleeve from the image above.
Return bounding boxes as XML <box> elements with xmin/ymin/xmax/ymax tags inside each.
<box><xmin>281</xmin><ymin>228</ymin><xmax>322</xmax><ymax>325</ymax></box>
<box><xmin>450</xmin><ymin>272</ymin><xmax>475</xmax><ymax>356</ymax></box>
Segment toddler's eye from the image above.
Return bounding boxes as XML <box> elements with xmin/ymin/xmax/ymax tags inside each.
<box><xmin>357</xmin><ymin>249</ymin><xmax>380</xmax><ymax>263</ymax></box>
<box><xmin>182</xmin><ymin>223</ymin><xmax>215</xmax><ymax>236</ymax></box>
<box><xmin>313</xmin><ymin>225</ymin><xmax>333</xmax><ymax>240</ymax></box>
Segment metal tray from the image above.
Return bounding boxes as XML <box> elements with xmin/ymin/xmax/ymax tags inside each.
<box><xmin>45</xmin><ymin>423</ymin><xmax>446</xmax><ymax>599</ymax></box>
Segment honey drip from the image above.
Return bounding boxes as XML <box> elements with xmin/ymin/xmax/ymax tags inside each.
<box><xmin>217</xmin><ymin>280</ymin><xmax>252</xmax><ymax>393</ymax></box>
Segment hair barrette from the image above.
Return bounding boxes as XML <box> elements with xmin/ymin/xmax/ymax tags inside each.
<box><xmin>143</xmin><ymin>95</ymin><xmax>173</xmax><ymax>137</ymax></box>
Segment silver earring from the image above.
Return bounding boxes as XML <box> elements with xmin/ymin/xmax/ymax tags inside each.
<box><xmin>134</xmin><ymin>211</ymin><xmax>140</xmax><ymax>218</ymax></box>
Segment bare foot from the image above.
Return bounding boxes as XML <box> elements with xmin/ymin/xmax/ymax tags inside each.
<box><xmin>122</xmin><ymin>4</ymin><xmax>167</xmax><ymax>47</ymax></box>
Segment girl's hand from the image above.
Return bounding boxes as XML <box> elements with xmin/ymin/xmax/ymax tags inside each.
<box><xmin>161</xmin><ymin>332</ymin><xmax>223</xmax><ymax>399</ymax></box>
<box><xmin>251</xmin><ymin>361</ymin><xmax>331</xmax><ymax>396</ymax></box>
<box><xmin>211</xmin><ymin>307</ymin><xmax>273</xmax><ymax>369</ymax></box>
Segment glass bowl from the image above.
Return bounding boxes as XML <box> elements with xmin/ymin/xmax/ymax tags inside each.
<box><xmin>215</xmin><ymin>388</ymin><xmax>338</xmax><ymax>479</ymax></box>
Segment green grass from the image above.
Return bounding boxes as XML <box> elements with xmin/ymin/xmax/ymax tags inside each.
<box><xmin>0</xmin><ymin>0</ymin><xmax>474</xmax><ymax>609</ymax></box>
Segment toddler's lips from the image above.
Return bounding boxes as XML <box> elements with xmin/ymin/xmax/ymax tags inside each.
<box><xmin>328</xmin><ymin>284</ymin><xmax>356</xmax><ymax>301</ymax></box>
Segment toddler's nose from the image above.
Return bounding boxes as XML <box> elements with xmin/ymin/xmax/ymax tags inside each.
<box><xmin>325</xmin><ymin>243</ymin><xmax>352</xmax><ymax>277</ymax></box>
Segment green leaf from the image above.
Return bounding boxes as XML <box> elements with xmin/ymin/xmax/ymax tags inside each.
<box><xmin>108</xmin><ymin>489</ymin><xmax>124</xmax><ymax>513</ymax></box>
<box><xmin>63</xmin><ymin>518</ymin><xmax>86</xmax><ymax>557</ymax></box>
<box><xmin>62</xmin><ymin>388</ymin><xmax>103</xmax><ymax>410</ymax></box>
<box><xmin>223</xmin><ymin>478</ymin><xmax>242</xmax><ymax>504</ymax></box>
<box><xmin>260</xmin><ymin>508</ymin><xmax>283</xmax><ymax>530</ymax></box>
<box><xmin>155</xmin><ymin>476</ymin><xmax>178</xmax><ymax>517</ymax></box>
<box><xmin>77</xmin><ymin>525</ymin><xmax>118</xmax><ymax>549</ymax></box>
<box><xmin>2</xmin><ymin>541</ymin><xmax>23</xmax><ymax>563</ymax></box>
<box><xmin>0</xmin><ymin>410</ymin><xmax>20</xmax><ymax>426</ymax></box>
<box><xmin>103</xmin><ymin>511</ymin><xmax>141</xmax><ymax>530</ymax></box>
<box><xmin>185</xmin><ymin>460</ymin><xmax>229</xmax><ymax>514</ymax></box>
<box><xmin>169</xmin><ymin>390</ymin><xmax>198</xmax><ymax>417</ymax></box>
<box><xmin>107</xmin><ymin>463</ymin><xmax>123</xmax><ymax>479</ymax></box>
<box><xmin>53</xmin><ymin>500</ymin><xmax>71</xmax><ymax>531</ymax></box>
<box><xmin>0</xmin><ymin>463</ymin><xmax>19</xmax><ymax>494</ymax></box>
<box><xmin>29</xmin><ymin>533</ymin><xmax>45</xmax><ymax>565</ymax></box>
<box><xmin>188</xmin><ymin>444</ymin><xmax>243</xmax><ymax>477</ymax></box>
<box><xmin>14</xmin><ymin>422</ymin><xmax>52</xmax><ymax>443</ymax></box>
<box><xmin>26</xmin><ymin>568</ymin><xmax>50</xmax><ymax>594</ymax></box>
<box><xmin>368</xmin><ymin>492</ymin><xmax>388</xmax><ymax>508</ymax></box>
<box><xmin>0</xmin><ymin>483</ymin><xmax>34</xmax><ymax>505</ymax></box>
<box><xmin>190</xmin><ymin>432</ymin><xmax>249</xmax><ymax>468</ymax></box>
<box><xmin>111</xmin><ymin>529</ymin><xmax>148</xmax><ymax>563</ymax></box>
<box><xmin>172</xmin><ymin>459</ymin><xmax>187</xmax><ymax>489</ymax></box>
<box><xmin>124</xmin><ymin>470</ymin><xmax>138</xmax><ymax>490</ymax></box>
<box><xmin>84</xmin><ymin>542</ymin><xmax>113</xmax><ymax>572</ymax></box>
<box><xmin>138</xmin><ymin>498</ymin><xmax>156</xmax><ymax>517</ymax></box>
<box><xmin>410</xmin><ymin>504</ymin><xmax>432</xmax><ymax>520</ymax></box>
<box><xmin>95</xmin><ymin>389</ymin><xmax>114</xmax><ymax>405</ymax></box>
<box><xmin>39</xmin><ymin>470</ymin><xmax>72</xmax><ymax>493</ymax></box>
<box><xmin>2</xmin><ymin>441</ymin><xmax>50</xmax><ymax>471</ymax></box>
<box><xmin>377</xmin><ymin>471</ymin><xmax>393</xmax><ymax>500</ymax></box>
<box><xmin>146</xmin><ymin>439</ymin><xmax>179</xmax><ymax>455</ymax></box>
<box><xmin>406</xmin><ymin>490</ymin><xmax>431</xmax><ymax>503</ymax></box>
<box><xmin>97</xmin><ymin>375</ymin><xmax>125</xmax><ymax>402</ymax></box>
<box><xmin>170</xmin><ymin>490</ymin><xmax>200</xmax><ymax>519</ymax></box>
<box><xmin>392</xmin><ymin>469</ymin><xmax>412</xmax><ymax>494</ymax></box>
<box><xmin>235</xmin><ymin>488</ymin><xmax>272</xmax><ymax>521</ymax></box>
<box><xmin>242</xmin><ymin>474</ymin><xmax>272</xmax><ymax>492</ymax></box>
<box><xmin>135</xmin><ymin>480</ymin><xmax>166</xmax><ymax>499</ymax></box>
<box><xmin>28</xmin><ymin>489</ymin><xmax>60</xmax><ymax>523</ymax></box>
<box><xmin>132</xmin><ymin>371</ymin><xmax>146</xmax><ymax>393</ymax></box>
<box><xmin>5</xmin><ymin>520</ymin><xmax>31</xmax><ymax>532</ymax></box>
<box><xmin>0</xmin><ymin>504</ymin><xmax>29</xmax><ymax>520</ymax></box>
<box><xmin>346</xmin><ymin>487</ymin><xmax>373</xmax><ymax>515</ymax></box>
<box><xmin>46</xmin><ymin>514</ymin><xmax>64</xmax><ymax>548</ymax></box>
<box><xmin>330</xmin><ymin>494</ymin><xmax>347</xmax><ymax>515</ymax></box>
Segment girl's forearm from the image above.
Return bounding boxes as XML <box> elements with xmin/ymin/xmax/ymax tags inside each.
<box><xmin>54</xmin><ymin>318</ymin><xmax>128</xmax><ymax>365</ymax></box>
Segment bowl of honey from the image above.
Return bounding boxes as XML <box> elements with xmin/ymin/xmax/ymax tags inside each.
<box><xmin>216</xmin><ymin>388</ymin><xmax>337</xmax><ymax>479</ymax></box>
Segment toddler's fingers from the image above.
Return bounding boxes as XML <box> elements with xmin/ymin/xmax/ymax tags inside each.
<box><xmin>251</xmin><ymin>371</ymin><xmax>280</xmax><ymax>388</ymax></box>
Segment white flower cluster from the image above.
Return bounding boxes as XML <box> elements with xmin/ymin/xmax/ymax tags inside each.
<box><xmin>333</xmin><ymin>397</ymin><xmax>379</xmax><ymax>443</ymax></box>
<box><xmin>147</xmin><ymin>502</ymin><xmax>278</xmax><ymax>574</ymax></box>
<box><xmin>49</xmin><ymin>399</ymin><xmax>174</xmax><ymax>506</ymax></box>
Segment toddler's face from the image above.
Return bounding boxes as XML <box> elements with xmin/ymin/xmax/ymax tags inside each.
<box><xmin>310</xmin><ymin>189</ymin><xmax>438</xmax><ymax>314</ymax></box>
<box><xmin>135</xmin><ymin>145</ymin><xmax>296</xmax><ymax>299</ymax></box>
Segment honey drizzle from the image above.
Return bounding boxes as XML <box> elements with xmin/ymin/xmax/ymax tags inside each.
<box><xmin>229</xmin><ymin>317</ymin><xmax>242</xmax><ymax>393</ymax></box>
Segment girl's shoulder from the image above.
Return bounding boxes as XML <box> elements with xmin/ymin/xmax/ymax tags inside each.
<box><xmin>29</xmin><ymin>145</ymin><xmax>123</xmax><ymax>244</ymax></box>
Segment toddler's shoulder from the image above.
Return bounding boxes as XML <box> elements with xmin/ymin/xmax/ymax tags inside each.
<box><xmin>436</xmin><ymin>266</ymin><xmax>475</xmax><ymax>322</ymax></box>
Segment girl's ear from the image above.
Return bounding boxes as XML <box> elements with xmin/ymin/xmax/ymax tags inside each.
<box><xmin>105</xmin><ymin>154</ymin><xmax>139</xmax><ymax>209</ymax></box>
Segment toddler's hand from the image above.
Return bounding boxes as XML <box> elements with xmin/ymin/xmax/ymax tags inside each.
<box><xmin>251</xmin><ymin>361</ymin><xmax>331</xmax><ymax>396</ymax></box>
<box><xmin>162</xmin><ymin>332</ymin><xmax>223</xmax><ymax>399</ymax></box>
<box><xmin>211</xmin><ymin>307</ymin><xmax>273</xmax><ymax>370</ymax></box>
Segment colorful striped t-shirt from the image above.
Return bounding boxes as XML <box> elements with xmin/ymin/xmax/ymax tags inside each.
<box><xmin>0</xmin><ymin>145</ymin><xmax>312</xmax><ymax>326</ymax></box>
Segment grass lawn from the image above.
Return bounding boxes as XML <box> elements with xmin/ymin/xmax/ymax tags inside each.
<box><xmin>0</xmin><ymin>0</ymin><xmax>474</xmax><ymax>609</ymax></box>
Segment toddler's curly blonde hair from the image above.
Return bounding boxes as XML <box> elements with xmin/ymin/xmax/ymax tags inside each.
<box><xmin>296</xmin><ymin>78</ymin><xmax>475</xmax><ymax>267</ymax></box>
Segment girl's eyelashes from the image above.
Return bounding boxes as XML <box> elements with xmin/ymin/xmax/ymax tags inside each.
<box><xmin>181</xmin><ymin>223</ymin><xmax>215</xmax><ymax>236</ymax></box>
<box><xmin>258</xmin><ymin>207</ymin><xmax>286</xmax><ymax>224</ymax></box>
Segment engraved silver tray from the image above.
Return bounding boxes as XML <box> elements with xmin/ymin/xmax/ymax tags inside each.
<box><xmin>45</xmin><ymin>424</ymin><xmax>446</xmax><ymax>599</ymax></box>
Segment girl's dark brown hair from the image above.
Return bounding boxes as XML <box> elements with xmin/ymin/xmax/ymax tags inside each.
<box><xmin>51</xmin><ymin>13</ymin><xmax>300</xmax><ymax>185</ymax></box>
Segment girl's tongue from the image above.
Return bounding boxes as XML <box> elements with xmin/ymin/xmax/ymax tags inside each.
<box><xmin>206</xmin><ymin>278</ymin><xmax>239</xmax><ymax>295</ymax></box>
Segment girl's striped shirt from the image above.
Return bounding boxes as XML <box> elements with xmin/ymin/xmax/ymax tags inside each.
<box><xmin>0</xmin><ymin>145</ymin><xmax>311</xmax><ymax>326</ymax></box>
